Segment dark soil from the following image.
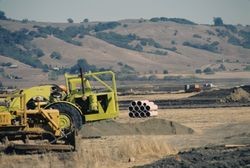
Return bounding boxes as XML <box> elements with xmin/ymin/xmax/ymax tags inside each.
<box><xmin>137</xmin><ymin>145</ymin><xmax>250</xmax><ymax>168</ymax></box>
<box><xmin>191</xmin><ymin>85</ymin><xmax>250</xmax><ymax>102</ymax></box>
<box><xmin>80</xmin><ymin>118</ymin><xmax>194</xmax><ymax>137</ymax></box>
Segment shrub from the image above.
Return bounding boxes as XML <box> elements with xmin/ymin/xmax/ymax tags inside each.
<box><xmin>244</xmin><ymin>65</ymin><xmax>250</xmax><ymax>71</ymax></box>
<box><xmin>94</xmin><ymin>22</ymin><xmax>121</xmax><ymax>32</ymax></box>
<box><xmin>148</xmin><ymin>75</ymin><xmax>158</xmax><ymax>81</ymax></box>
<box><xmin>227</xmin><ymin>36</ymin><xmax>241</xmax><ymax>46</ymax></box>
<box><xmin>21</xmin><ymin>19</ymin><xmax>29</xmax><ymax>23</ymax></box>
<box><xmin>195</xmin><ymin>69</ymin><xmax>202</xmax><ymax>74</ymax></box>
<box><xmin>147</xmin><ymin>50</ymin><xmax>168</xmax><ymax>56</ymax></box>
<box><xmin>218</xmin><ymin>64</ymin><xmax>226</xmax><ymax>71</ymax></box>
<box><xmin>206</xmin><ymin>30</ymin><xmax>215</xmax><ymax>36</ymax></box>
<box><xmin>149</xmin><ymin>17</ymin><xmax>196</xmax><ymax>25</ymax></box>
<box><xmin>70</xmin><ymin>58</ymin><xmax>97</xmax><ymax>74</ymax></box>
<box><xmin>163</xmin><ymin>76</ymin><xmax>182</xmax><ymax>81</ymax></box>
<box><xmin>134</xmin><ymin>44</ymin><xmax>143</xmax><ymax>51</ymax></box>
<box><xmin>120</xmin><ymin>64</ymin><xmax>135</xmax><ymax>74</ymax></box>
<box><xmin>0</xmin><ymin>10</ymin><xmax>7</xmax><ymax>20</ymax></box>
<box><xmin>224</xmin><ymin>24</ymin><xmax>237</xmax><ymax>33</ymax></box>
<box><xmin>215</xmin><ymin>28</ymin><xmax>230</xmax><ymax>38</ymax></box>
<box><xmin>32</xmin><ymin>48</ymin><xmax>44</xmax><ymax>57</ymax></box>
<box><xmin>0</xmin><ymin>26</ymin><xmax>44</xmax><ymax>68</ymax></box>
<box><xmin>183</xmin><ymin>41</ymin><xmax>219</xmax><ymax>53</ymax></box>
<box><xmin>50</xmin><ymin>51</ymin><xmax>62</xmax><ymax>60</ymax></box>
<box><xmin>203</xmin><ymin>67</ymin><xmax>214</xmax><ymax>74</ymax></box>
<box><xmin>213</xmin><ymin>17</ymin><xmax>224</xmax><ymax>26</ymax></box>
<box><xmin>67</xmin><ymin>18</ymin><xmax>74</xmax><ymax>23</ymax></box>
<box><xmin>83</xmin><ymin>18</ymin><xmax>89</xmax><ymax>23</ymax></box>
<box><xmin>193</xmin><ymin>34</ymin><xmax>202</xmax><ymax>38</ymax></box>
<box><xmin>163</xmin><ymin>70</ymin><xmax>168</xmax><ymax>74</ymax></box>
<box><xmin>238</xmin><ymin>30</ymin><xmax>250</xmax><ymax>49</ymax></box>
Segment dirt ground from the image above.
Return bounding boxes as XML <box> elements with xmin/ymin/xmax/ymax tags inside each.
<box><xmin>0</xmin><ymin>105</ymin><xmax>250</xmax><ymax>168</ymax></box>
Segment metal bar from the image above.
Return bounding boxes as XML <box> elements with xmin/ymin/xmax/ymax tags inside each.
<box><xmin>39</xmin><ymin>109</ymin><xmax>59</xmax><ymax>130</ymax></box>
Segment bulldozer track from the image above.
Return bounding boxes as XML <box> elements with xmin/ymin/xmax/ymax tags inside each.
<box><xmin>1</xmin><ymin>143</ymin><xmax>74</xmax><ymax>154</ymax></box>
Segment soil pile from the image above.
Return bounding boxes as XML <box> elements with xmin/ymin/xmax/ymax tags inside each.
<box><xmin>224</xmin><ymin>87</ymin><xmax>250</xmax><ymax>102</ymax></box>
<box><xmin>80</xmin><ymin>118</ymin><xmax>193</xmax><ymax>137</ymax></box>
<box><xmin>138</xmin><ymin>145</ymin><xmax>250</xmax><ymax>168</ymax></box>
<box><xmin>192</xmin><ymin>85</ymin><xmax>250</xmax><ymax>103</ymax></box>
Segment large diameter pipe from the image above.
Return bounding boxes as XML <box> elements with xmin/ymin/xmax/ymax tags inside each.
<box><xmin>131</xmin><ymin>101</ymin><xmax>137</xmax><ymax>106</ymax></box>
<box><xmin>145</xmin><ymin>104</ymin><xmax>158</xmax><ymax>111</ymax></box>
<box><xmin>140</xmin><ymin>105</ymin><xmax>145</xmax><ymax>111</ymax></box>
<box><xmin>134</xmin><ymin>105</ymin><xmax>140</xmax><ymax>111</ymax></box>
<box><xmin>128</xmin><ymin>111</ymin><xmax>135</xmax><ymax>118</ymax></box>
<box><xmin>134</xmin><ymin>111</ymin><xmax>140</xmax><ymax>118</ymax></box>
<box><xmin>139</xmin><ymin>111</ymin><xmax>147</xmax><ymax>118</ymax></box>
<box><xmin>128</xmin><ymin>106</ymin><xmax>134</xmax><ymax>111</ymax></box>
<box><xmin>146</xmin><ymin>110</ymin><xmax>158</xmax><ymax>117</ymax></box>
<box><xmin>136</xmin><ymin>100</ymin><xmax>150</xmax><ymax>106</ymax></box>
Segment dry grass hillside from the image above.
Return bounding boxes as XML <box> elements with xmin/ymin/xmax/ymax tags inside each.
<box><xmin>0</xmin><ymin>19</ymin><xmax>250</xmax><ymax>87</ymax></box>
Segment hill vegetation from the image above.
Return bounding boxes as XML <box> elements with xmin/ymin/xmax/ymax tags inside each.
<box><xmin>0</xmin><ymin>10</ymin><xmax>250</xmax><ymax>84</ymax></box>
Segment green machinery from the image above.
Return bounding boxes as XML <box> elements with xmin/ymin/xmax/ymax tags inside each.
<box><xmin>0</xmin><ymin>71</ymin><xmax>119</xmax><ymax>152</ymax></box>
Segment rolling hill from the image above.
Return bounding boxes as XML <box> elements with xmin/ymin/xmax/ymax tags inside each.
<box><xmin>0</xmin><ymin>17</ymin><xmax>250</xmax><ymax>87</ymax></box>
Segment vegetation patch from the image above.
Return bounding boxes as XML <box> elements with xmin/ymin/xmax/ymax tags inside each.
<box><xmin>183</xmin><ymin>41</ymin><xmax>220</xmax><ymax>53</ymax></box>
<box><xmin>95</xmin><ymin>32</ymin><xmax>167</xmax><ymax>55</ymax></box>
<box><xmin>149</xmin><ymin>17</ymin><xmax>196</xmax><ymax>25</ymax></box>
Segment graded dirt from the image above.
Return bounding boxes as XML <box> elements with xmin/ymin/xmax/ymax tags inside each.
<box><xmin>80</xmin><ymin>118</ymin><xmax>194</xmax><ymax>137</ymax></box>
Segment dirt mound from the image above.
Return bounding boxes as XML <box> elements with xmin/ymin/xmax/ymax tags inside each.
<box><xmin>191</xmin><ymin>85</ymin><xmax>250</xmax><ymax>103</ymax></box>
<box><xmin>191</xmin><ymin>88</ymin><xmax>234</xmax><ymax>99</ymax></box>
<box><xmin>224</xmin><ymin>87</ymin><xmax>250</xmax><ymax>102</ymax></box>
<box><xmin>80</xmin><ymin>118</ymin><xmax>193</xmax><ymax>137</ymax></box>
<box><xmin>138</xmin><ymin>145</ymin><xmax>250</xmax><ymax>168</ymax></box>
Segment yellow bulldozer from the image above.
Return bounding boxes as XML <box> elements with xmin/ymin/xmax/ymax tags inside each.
<box><xmin>0</xmin><ymin>70</ymin><xmax>119</xmax><ymax>153</ymax></box>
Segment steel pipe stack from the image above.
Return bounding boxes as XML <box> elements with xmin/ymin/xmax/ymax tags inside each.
<box><xmin>128</xmin><ymin>100</ymin><xmax>158</xmax><ymax>118</ymax></box>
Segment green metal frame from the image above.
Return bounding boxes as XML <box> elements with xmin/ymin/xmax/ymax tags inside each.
<box><xmin>2</xmin><ymin>71</ymin><xmax>119</xmax><ymax>124</ymax></box>
<box><xmin>64</xmin><ymin>71</ymin><xmax>119</xmax><ymax>121</ymax></box>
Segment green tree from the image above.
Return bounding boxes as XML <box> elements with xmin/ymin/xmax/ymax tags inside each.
<box><xmin>213</xmin><ymin>17</ymin><xmax>224</xmax><ymax>26</ymax></box>
<box><xmin>203</xmin><ymin>67</ymin><xmax>214</xmax><ymax>74</ymax></box>
<box><xmin>21</xmin><ymin>19</ymin><xmax>29</xmax><ymax>23</ymax></box>
<box><xmin>83</xmin><ymin>18</ymin><xmax>89</xmax><ymax>23</ymax></box>
<box><xmin>163</xmin><ymin>70</ymin><xmax>168</xmax><ymax>74</ymax></box>
<box><xmin>0</xmin><ymin>10</ymin><xmax>7</xmax><ymax>20</ymax></box>
<box><xmin>50</xmin><ymin>51</ymin><xmax>62</xmax><ymax>60</ymax></box>
<box><xmin>195</xmin><ymin>69</ymin><xmax>202</xmax><ymax>74</ymax></box>
<box><xmin>32</xmin><ymin>48</ymin><xmax>44</xmax><ymax>57</ymax></box>
<box><xmin>67</xmin><ymin>18</ymin><xmax>74</xmax><ymax>23</ymax></box>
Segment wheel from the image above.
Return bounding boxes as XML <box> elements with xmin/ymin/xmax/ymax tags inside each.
<box><xmin>46</xmin><ymin>102</ymin><xmax>83</xmax><ymax>130</ymax></box>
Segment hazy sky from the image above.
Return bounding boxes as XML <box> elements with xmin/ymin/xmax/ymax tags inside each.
<box><xmin>0</xmin><ymin>0</ymin><xmax>249</xmax><ymax>25</ymax></box>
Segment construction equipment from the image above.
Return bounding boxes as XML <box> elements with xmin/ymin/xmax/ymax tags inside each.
<box><xmin>184</xmin><ymin>84</ymin><xmax>201</xmax><ymax>93</ymax></box>
<box><xmin>0</xmin><ymin>94</ymin><xmax>76</xmax><ymax>153</ymax></box>
<box><xmin>0</xmin><ymin>70</ymin><xmax>119</xmax><ymax>152</ymax></box>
